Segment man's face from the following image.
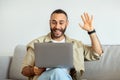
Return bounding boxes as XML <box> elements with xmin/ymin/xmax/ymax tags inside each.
<box><xmin>50</xmin><ymin>13</ymin><xmax>68</xmax><ymax>39</ymax></box>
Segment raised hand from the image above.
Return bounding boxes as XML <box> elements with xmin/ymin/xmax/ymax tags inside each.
<box><xmin>79</xmin><ymin>12</ymin><xmax>94</xmax><ymax>32</ymax></box>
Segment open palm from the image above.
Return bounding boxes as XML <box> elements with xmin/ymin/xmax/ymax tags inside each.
<box><xmin>79</xmin><ymin>12</ymin><xmax>94</xmax><ymax>32</ymax></box>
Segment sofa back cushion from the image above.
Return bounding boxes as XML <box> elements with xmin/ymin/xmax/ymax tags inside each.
<box><xmin>0</xmin><ymin>56</ymin><xmax>11</xmax><ymax>79</ymax></box>
<box><xmin>9</xmin><ymin>45</ymin><xmax>27</xmax><ymax>80</ymax></box>
<box><xmin>82</xmin><ymin>45</ymin><xmax>120</xmax><ymax>80</ymax></box>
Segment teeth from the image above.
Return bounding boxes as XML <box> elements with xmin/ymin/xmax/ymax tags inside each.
<box><xmin>55</xmin><ymin>30</ymin><xmax>60</xmax><ymax>32</ymax></box>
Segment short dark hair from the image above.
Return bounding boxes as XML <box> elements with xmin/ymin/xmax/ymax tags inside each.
<box><xmin>51</xmin><ymin>9</ymin><xmax>68</xmax><ymax>20</ymax></box>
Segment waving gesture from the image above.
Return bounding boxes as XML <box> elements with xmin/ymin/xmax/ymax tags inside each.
<box><xmin>79</xmin><ymin>12</ymin><xmax>94</xmax><ymax>32</ymax></box>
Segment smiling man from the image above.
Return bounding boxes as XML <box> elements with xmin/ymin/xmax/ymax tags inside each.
<box><xmin>21</xmin><ymin>9</ymin><xmax>103</xmax><ymax>80</ymax></box>
<box><xmin>50</xmin><ymin>10</ymin><xmax>68</xmax><ymax>40</ymax></box>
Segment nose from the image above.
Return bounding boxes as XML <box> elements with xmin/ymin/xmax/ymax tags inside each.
<box><xmin>55</xmin><ymin>23</ymin><xmax>60</xmax><ymax>29</ymax></box>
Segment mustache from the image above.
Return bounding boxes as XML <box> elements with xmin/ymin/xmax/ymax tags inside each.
<box><xmin>50</xmin><ymin>27</ymin><xmax>67</xmax><ymax>34</ymax></box>
<box><xmin>52</xmin><ymin>28</ymin><xmax>64</xmax><ymax>32</ymax></box>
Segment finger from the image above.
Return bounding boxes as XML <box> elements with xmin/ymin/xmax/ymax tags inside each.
<box><xmin>34</xmin><ymin>66</ymin><xmax>39</xmax><ymax>73</ymax></box>
<box><xmin>34</xmin><ymin>66</ymin><xmax>44</xmax><ymax>75</ymax></box>
<box><xmin>34</xmin><ymin>66</ymin><xmax>38</xmax><ymax>70</ymax></box>
<box><xmin>84</xmin><ymin>12</ymin><xmax>89</xmax><ymax>21</ymax></box>
<box><xmin>85</xmin><ymin>13</ymin><xmax>90</xmax><ymax>21</ymax></box>
<box><xmin>81</xmin><ymin>15</ymin><xmax>86</xmax><ymax>23</ymax></box>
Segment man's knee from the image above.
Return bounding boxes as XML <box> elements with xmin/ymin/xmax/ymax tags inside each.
<box><xmin>49</xmin><ymin>68</ymin><xmax>72</xmax><ymax>80</ymax></box>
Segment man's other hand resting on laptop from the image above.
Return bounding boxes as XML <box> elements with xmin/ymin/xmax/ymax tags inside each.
<box><xmin>34</xmin><ymin>66</ymin><xmax>46</xmax><ymax>76</ymax></box>
<box><xmin>21</xmin><ymin>9</ymin><xmax>103</xmax><ymax>80</ymax></box>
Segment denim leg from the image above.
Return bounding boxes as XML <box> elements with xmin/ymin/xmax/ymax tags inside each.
<box><xmin>38</xmin><ymin>68</ymin><xmax>72</xmax><ymax>80</ymax></box>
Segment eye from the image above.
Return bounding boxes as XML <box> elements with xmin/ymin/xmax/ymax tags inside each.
<box><xmin>51</xmin><ymin>21</ymin><xmax>57</xmax><ymax>25</ymax></box>
<box><xmin>60</xmin><ymin>22</ymin><xmax>64</xmax><ymax>25</ymax></box>
<box><xmin>59</xmin><ymin>21</ymin><xmax>64</xmax><ymax>25</ymax></box>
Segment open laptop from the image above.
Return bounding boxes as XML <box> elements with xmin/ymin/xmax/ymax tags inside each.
<box><xmin>34</xmin><ymin>43</ymin><xmax>73</xmax><ymax>68</ymax></box>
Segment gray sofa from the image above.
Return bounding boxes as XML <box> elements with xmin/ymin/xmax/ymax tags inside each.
<box><xmin>0</xmin><ymin>45</ymin><xmax>27</xmax><ymax>80</ymax></box>
<box><xmin>0</xmin><ymin>45</ymin><xmax>120</xmax><ymax>80</ymax></box>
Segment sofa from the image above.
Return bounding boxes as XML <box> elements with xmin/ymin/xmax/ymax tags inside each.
<box><xmin>0</xmin><ymin>45</ymin><xmax>27</xmax><ymax>80</ymax></box>
<box><xmin>0</xmin><ymin>45</ymin><xmax>120</xmax><ymax>80</ymax></box>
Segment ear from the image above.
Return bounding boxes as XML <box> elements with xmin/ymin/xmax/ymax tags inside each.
<box><xmin>49</xmin><ymin>20</ymin><xmax>51</xmax><ymax>27</ymax></box>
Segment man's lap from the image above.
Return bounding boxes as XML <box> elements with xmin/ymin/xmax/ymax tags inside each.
<box><xmin>38</xmin><ymin>68</ymin><xmax>72</xmax><ymax>80</ymax></box>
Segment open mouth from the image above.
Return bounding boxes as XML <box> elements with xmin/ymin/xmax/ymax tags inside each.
<box><xmin>53</xmin><ymin>29</ymin><xmax>62</xmax><ymax>35</ymax></box>
<box><xmin>51</xmin><ymin>27</ymin><xmax>66</xmax><ymax>38</ymax></box>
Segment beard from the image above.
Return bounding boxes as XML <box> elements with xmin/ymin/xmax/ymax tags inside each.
<box><xmin>50</xmin><ymin>27</ymin><xmax>66</xmax><ymax>39</ymax></box>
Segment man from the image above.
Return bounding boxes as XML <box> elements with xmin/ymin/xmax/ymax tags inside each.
<box><xmin>21</xmin><ymin>9</ymin><xmax>103</xmax><ymax>80</ymax></box>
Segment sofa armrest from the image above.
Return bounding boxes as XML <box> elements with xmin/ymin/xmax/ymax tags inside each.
<box><xmin>0</xmin><ymin>56</ymin><xmax>12</xmax><ymax>79</ymax></box>
<box><xmin>8</xmin><ymin>45</ymin><xmax>27</xmax><ymax>80</ymax></box>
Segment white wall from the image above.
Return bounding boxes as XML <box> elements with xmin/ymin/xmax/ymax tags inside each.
<box><xmin>0</xmin><ymin>0</ymin><xmax>120</xmax><ymax>56</ymax></box>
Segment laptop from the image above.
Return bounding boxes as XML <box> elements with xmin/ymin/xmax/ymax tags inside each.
<box><xmin>34</xmin><ymin>43</ymin><xmax>73</xmax><ymax>68</ymax></box>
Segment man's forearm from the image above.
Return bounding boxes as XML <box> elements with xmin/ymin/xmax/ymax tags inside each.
<box><xmin>89</xmin><ymin>32</ymin><xmax>103</xmax><ymax>55</ymax></box>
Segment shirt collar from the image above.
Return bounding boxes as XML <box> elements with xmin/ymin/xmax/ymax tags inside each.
<box><xmin>44</xmin><ymin>33</ymin><xmax>73</xmax><ymax>43</ymax></box>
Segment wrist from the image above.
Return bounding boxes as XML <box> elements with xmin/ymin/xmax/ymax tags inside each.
<box><xmin>88</xmin><ymin>29</ymin><xmax>96</xmax><ymax>35</ymax></box>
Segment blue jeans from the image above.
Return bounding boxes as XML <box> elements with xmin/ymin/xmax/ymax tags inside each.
<box><xmin>38</xmin><ymin>68</ymin><xmax>72</xmax><ymax>80</ymax></box>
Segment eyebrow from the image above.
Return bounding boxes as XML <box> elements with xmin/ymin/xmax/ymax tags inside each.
<box><xmin>51</xmin><ymin>20</ymin><xmax>65</xmax><ymax>22</ymax></box>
